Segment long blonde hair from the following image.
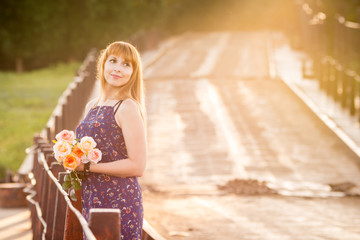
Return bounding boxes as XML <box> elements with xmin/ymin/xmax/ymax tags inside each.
<box><xmin>97</xmin><ymin>41</ymin><xmax>145</xmax><ymax>119</ymax></box>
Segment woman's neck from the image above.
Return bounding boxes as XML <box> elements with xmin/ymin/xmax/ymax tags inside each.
<box><xmin>100</xmin><ymin>84</ymin><xmax>121</xmax><ymax>103</ymax></box>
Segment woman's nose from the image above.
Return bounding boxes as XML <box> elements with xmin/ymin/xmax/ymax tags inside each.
<box><xmin>114</xmin><ymin>64</ymin><xmax>122</xmax><ymax>72</ymax></box>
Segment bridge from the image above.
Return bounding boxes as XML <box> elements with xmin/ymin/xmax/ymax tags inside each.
<box><xmin>1</xmin><ymin>9</ymin><xmax>360</xmax><ymax>240</ymax></box>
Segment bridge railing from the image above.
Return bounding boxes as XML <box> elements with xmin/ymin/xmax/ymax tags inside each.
<box><xmin>25</xmin><ymin>136</ymin><xmax>101</xmax><ymax>239</ymax></box>
<box><xmin>43</xmin><ymin>48</ymin><xmax>98</xmax><ymax>143</ymax></box>
<box><xmin>27</xmin><ymin>135</ymin><xmax>164</xmax><ymax>240</ymax></box>
<box><xmin>297</xmin><ymin>0</ymin><xmax>360</xmax><ymax>124</ymax></box>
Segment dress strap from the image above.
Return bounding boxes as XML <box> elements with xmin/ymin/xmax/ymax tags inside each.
<box><xmin>113</xmin><ymin>100</ymin><xmax>123</xmax><ymax>115</ymax></box>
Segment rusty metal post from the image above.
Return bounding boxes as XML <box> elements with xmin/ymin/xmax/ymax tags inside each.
<box><xmin>63</xmin><ymin>189</ymin><xmax>83</xmax><ymax>240</ymax></box>
<box><xmin>88</xmin><ymin>208</ymin><xmax>121</xmax><ymax>240</ymax></box>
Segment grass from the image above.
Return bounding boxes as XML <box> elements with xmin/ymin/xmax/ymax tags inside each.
<box><xmin>0</xmin><ymin>62</ymin><xmax>81</xmax><ymax>180</ymax></box>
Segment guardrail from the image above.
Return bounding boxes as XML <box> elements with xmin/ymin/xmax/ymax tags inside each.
<box><xmin>297</xmin><ymin>0</ymin><xmax>360</xmax><ymax>124</ymax></box>
<box><xmin>43</xmin><ymin>49</ymin><xmax>98</xmax><ymax>143</ymax></box>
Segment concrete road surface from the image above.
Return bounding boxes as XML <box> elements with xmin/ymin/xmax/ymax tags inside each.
<box><xmin>0</xmin><ymin>208</ymin><xmax>31</xmax><ymax>240</ymax></box>
<box><xmin>141</xmin><ymin>32</ymin><xmax>360</xmax><ymax>240</ymax></box>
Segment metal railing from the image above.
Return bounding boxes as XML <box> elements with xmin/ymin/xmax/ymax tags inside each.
<box><xmin>297</xmin><ymin>0</ymin><xmax>360</xmax><ymax>124</ymax></box>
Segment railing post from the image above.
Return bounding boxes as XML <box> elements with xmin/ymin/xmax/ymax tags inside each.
<box><xmin>55</xmin><ymin>114</ymin><xmax>63</xmax><ymax>136</ymax></box>
<box><xmin>33</xmin><ymin>140</ymin><xmax>46</xmax><ymax>239</ymax></box>
<box><xmin>64</xmin><ymin>189</ymin><xmax>83</xmax><ymax>240</ymax></box>
<box><xmin>46</xmin><ymin>126</ymin><xmax>52</xmax><ymax>143</ymax></box>
<box><xmin>52</xmin><ymin>172</ymin><xmax>68</xmax><ymax>240</ymax></box>
<box><xmin>62</xmin><ymin>99</ymin><xmax>68</xmax><ymax>130</ymax></box>
<box><xmin>45</xmin><ymin>161</ymin><xmax>64</xmax><ymax>239</ymax></box>
<box><xmin>30</xmin><ymin>136</ymin><xmax>40</xmax><ymax>239</ymax></box>
<box><xmin>88</xmin><ymin>208</ymin><xmax>121</xmax><ymax>240</ymax></box>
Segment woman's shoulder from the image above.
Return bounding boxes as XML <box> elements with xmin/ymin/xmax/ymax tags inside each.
<box><xmin>120</xmin><ymin>98</ymin><xmax>139</xmax><ymax>109</ymax></box>
<box><xmin>117</xmin><ymin>98</ymin><xmax>141</xmax><ymax>116</ymax></box>
<box><xmin>85</xmin><ymin>98</ymin><xmax>98</xmax><ymax>113</ymax></box>
<box><xmin>87</xmin><ymin>98</ymin><xmax>98</xmax><ymax>107</ymax></box>
<box><xmin>114</xmin><ymin>98</ymin><xmax>142</xmax><ymax>128</ymax></box>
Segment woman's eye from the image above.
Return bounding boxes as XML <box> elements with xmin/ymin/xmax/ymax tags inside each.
<box><xmin>123</xmin><ymin>62</ymin><xmax>130</xmax><ymax>67</ymax></box>
<box><xmin>109</xmin><ymin>59</ymin><xmax>116</xmax><ymax>63</ymax></box>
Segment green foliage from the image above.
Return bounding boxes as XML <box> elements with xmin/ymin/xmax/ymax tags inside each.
<box><xmin>0</xmin><ymin>0</ymin><xmax>163</xmax><ymax>71</ymax></box>
<box><xmin>0</xmin><ymin>0</ymin><xmax>302</xmax><ymax>71</ymax></box>
<box><xmin>64</xmin><ymin>174</ymin><xmax>71</xmax><ymax>183</ymax></box>
<box><xmin>1</xmin><ymin>0</ymin><xmax>359</xmax><ymax>72</ymax></box>
<box><xmin>62</xmin><ymin>172</ymin><xmax>81</xmax><ymax>201</ymax></box>
<box><xmin>0</xmin><ymin>62</ymin><xmax>80</xmax><ymax>179</ymax></box>
<box><xmin>73</xmin><ymin>179</ymin><xmax>81</xmax><ymax>191</ymax></box>
<box><xmin>62</xmin><ymin>180</ymin><xmax>72</xmax><ymax>191</ymax></box>
<box><xmin>70</xmin><ymin>189</ymin><xmax>77</xmax><ymax>201</ymax></box>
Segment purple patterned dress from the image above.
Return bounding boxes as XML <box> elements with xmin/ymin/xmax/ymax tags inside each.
<box><xmin>75</xmin><ymin>100</ymin><xmax>143</xmax><ymax>240</ymax></box>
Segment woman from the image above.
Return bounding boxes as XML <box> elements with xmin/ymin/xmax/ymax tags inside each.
<box><xmin>75</xmin><ymin>41</ymin><xmax>146</xmax><ymax>239</ymax></box>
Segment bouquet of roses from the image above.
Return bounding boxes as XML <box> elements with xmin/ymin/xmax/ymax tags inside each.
<box><xmin>53</xmin><ymin>130</ymin><xmax>102</xmax><ymax>201</ymax></box>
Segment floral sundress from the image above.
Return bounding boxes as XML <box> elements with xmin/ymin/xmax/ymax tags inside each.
<box><xmin>76</xmin><ymin>100</ymin><xmax>143</xmax><ymax>239</ymax></box>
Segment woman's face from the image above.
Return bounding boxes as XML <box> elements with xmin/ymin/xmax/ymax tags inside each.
<box><xmin>104</xmin><ymin>54</ymin><xmax>133</xmax><ymax>88</ymax></box>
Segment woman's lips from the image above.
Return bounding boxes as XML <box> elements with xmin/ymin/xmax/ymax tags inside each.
<box><xmin>111</xmin><ymin>74</ymin><xmax>121</xmax><ymax>79</ymax></box>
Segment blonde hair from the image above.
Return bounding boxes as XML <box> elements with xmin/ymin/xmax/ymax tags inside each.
<box><xmin>97</xmin><ymin>41</ymin><xmax>145</xmax><ymax>119</ymax></box>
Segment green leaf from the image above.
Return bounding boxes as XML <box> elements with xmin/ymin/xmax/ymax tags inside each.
<box><xmin>63</xmin><ymin>174</ymin><xmax>70</xmax><ymax>183</ymax></box>
<box><xmin>70</xmin><ymin>171</ymin><xmax>76</xmax><ymax>179</ymax></box>
<box><xmin>70</xmin><ymin>189</ymin><xmax>77</xmax><ymax>201</ymax></box>
<box><xmin>62</xmin><ymin>181</ymin><xmax>71</xmax><ymax>191</ymax></box>
<box><xmin>73</xmin><ymin>179</ymin><xmax>81</xmax><ymax>190</ymax></box>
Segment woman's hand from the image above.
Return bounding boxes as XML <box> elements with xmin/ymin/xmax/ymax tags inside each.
<box><xmin>75</xmin><ymin>162</ymin><xmax>84</xmax><ymax>171</ymax></box>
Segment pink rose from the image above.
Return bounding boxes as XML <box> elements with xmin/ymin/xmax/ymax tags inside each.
<box><xmin>81</xmin><ymin>155</ymin><xmax>90</xmax><ymax>164</ymax></box>
<box><xmin>54</xmin><ymin>153</ymin><xmax>66</xmax><ymax>163</ymax></box>
<box><xmin>87</xmin><ymin>148</ymin><xmax>102</xmax><ymax>164</ymax></box>
<box><xmin>55</xmin><ymin>130</ymin><xmax>76</xmax><ymax>145</ymax></box>
<box><xmin>53</xmin><ymin>141</ymin><xmax>71</xmax><ymax>157</ymax></box>
<box><xmin>78</xmin><ymin>136</ymin><xmax>96</xmax><ymax>154</ymax></box>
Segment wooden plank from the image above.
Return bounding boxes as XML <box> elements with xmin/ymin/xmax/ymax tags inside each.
<box><xmin>88</xmin><ymin>208</ymin><xmax>121</xmax><ymax>240</ymax></box>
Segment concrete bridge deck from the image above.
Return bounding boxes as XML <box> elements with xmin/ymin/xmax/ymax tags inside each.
<box><xmin>141</xmin><ymin>31</ymin><xmax>360</xmax><ymax>240</ymax></box>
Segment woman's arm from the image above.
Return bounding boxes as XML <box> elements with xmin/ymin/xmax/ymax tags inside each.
<box><xmin>77</xmin><ymin>99</ymin><xmax>147</xmax><ymax>177</ymax></box>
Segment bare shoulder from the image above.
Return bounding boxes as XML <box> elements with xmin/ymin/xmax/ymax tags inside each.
<box><xmin>86</xmin><ymin>98</ymin><xmax>98</xmax><ymax>108</ymax></box>
<box><xmin>115</xmin><ymin>99</ymin><xmax>142</xmax><ymax>127</ymax></box>
<box><xmin>120</xmin><ymin>98</ymin><xmax>140</xmax><ymax>112</ymax></box>
<box><xmin>85</xmin><ymin>98</ymin><xmax>98</xmax><ymax>114</ymax></box>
